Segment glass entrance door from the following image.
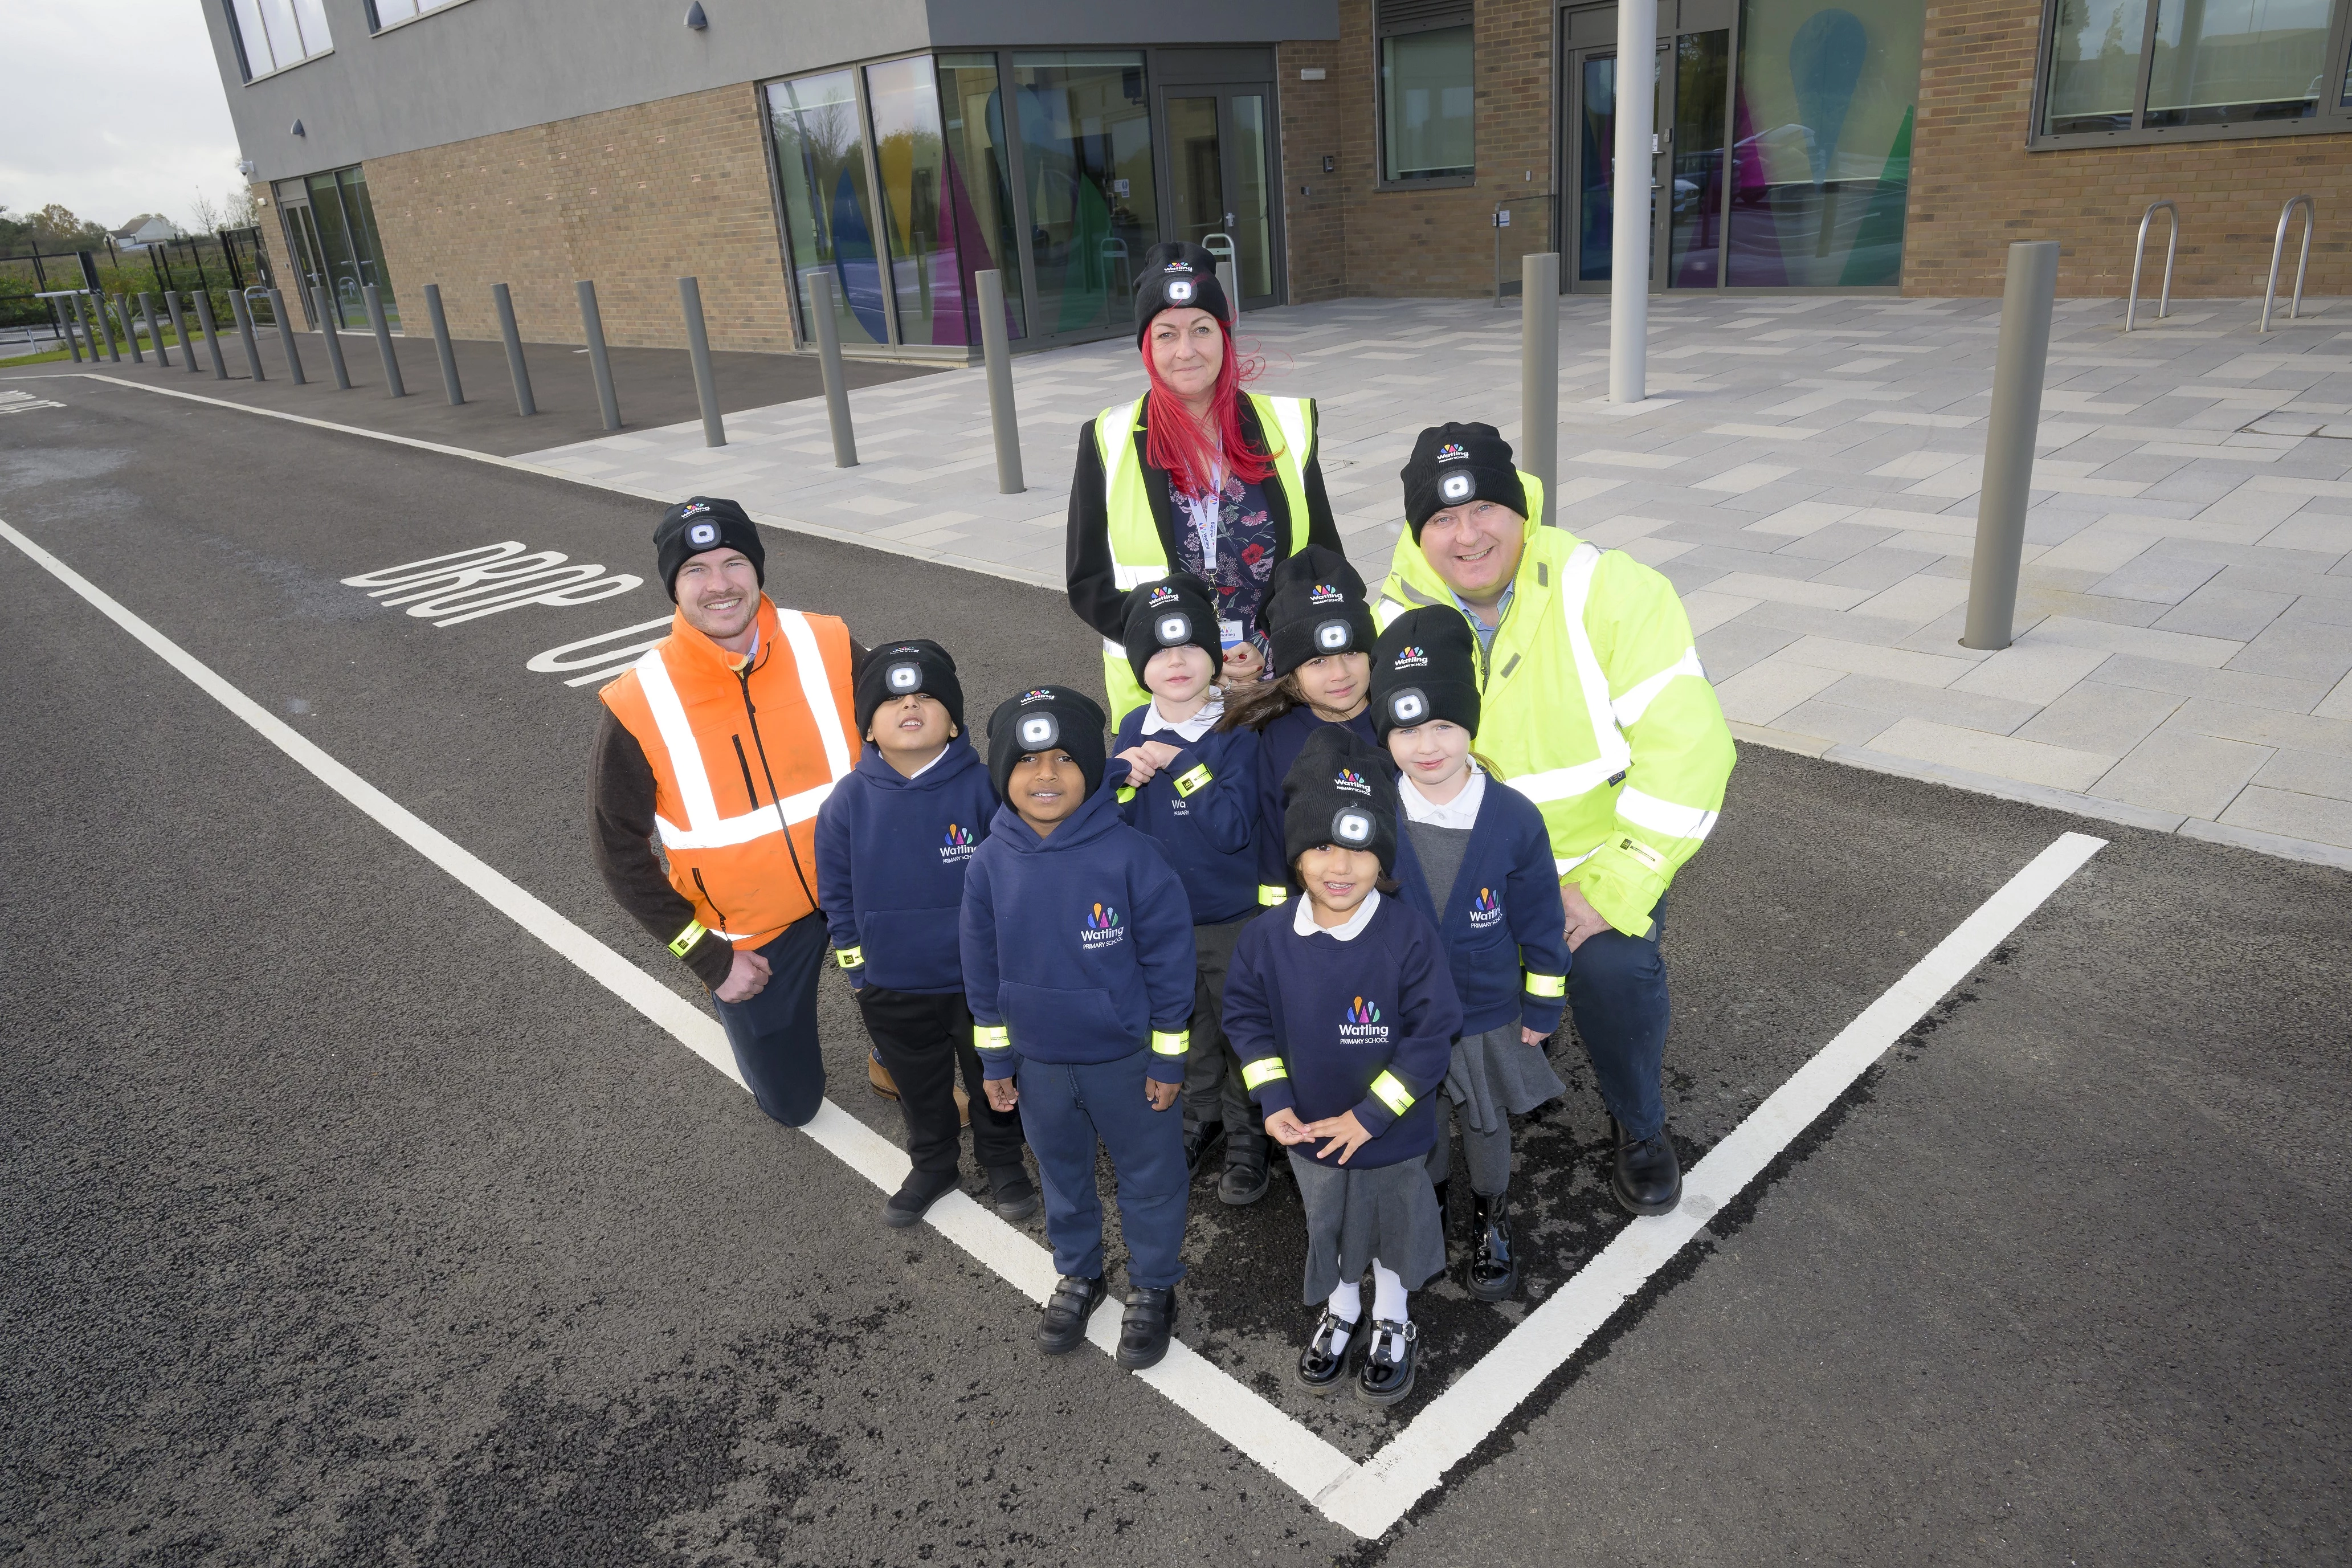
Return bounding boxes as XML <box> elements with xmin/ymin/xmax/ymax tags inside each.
<box><xmin>1159</xmin><ymin>84</ymin><xmax>1280</xmax><ymax>309</ymax></box>
<box><xmin>1568</xmin><ymin>29</ymin><xmax>1732</xmax><ymax>292</ymax></box>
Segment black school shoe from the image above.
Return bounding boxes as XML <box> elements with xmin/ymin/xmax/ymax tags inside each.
<box><xmin>1182</xmin><ymin>1121</ymin><xmax>1226</xmax><ymax>1178</ymax></box>
<box><xmin>1611</xmin><ymin>1117</ymin><xmax>1684</xmax><ymax>1216</ymax></box>
<box><xmin>1116</xmin><ymin>1285</ymin><xmax>1178</xmax><ymax>1371</ymax></box>
<box><xmin>1357</xmin><ymin>1320</ymin><xmax>1418</xmax><ymax>1406</ymax></box>
<box><xmin>1218</xmin><ymin>1137</ymin><xmax>1270</xmax><ymax>1206</ymax></box>
<box><xmin>987</xmin><ymin>1165</ymin><xmax>1039</xmax><ymax>1222</ymax></box>
<box><xmin>1466</xmin><ymin>1189</ymin><xmax>1517</xmax><ymax>1301</ymax></box>
<box><xmin>1295</xmin><ymin>1310</ymin><xmax>1359</xmax><ymax>1391</ymax></box>
<box><xmin>883</xmin><ymin>1167</ymin><xmax>960</xmax><ymax>1229</ymax></box>
<box><xmin>1037</xmin><ymin>1273</ymin><xmax>1107</xmax><ymax>1355</ymax></box>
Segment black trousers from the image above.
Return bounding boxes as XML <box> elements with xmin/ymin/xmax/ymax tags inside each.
<box><xmin>1183</xmin><ymin>916</ymin><xmax>1264</xmax><ymax>1152</ymax></box>
<box><xmin>855</xmin><ymin>984</ymin><xmax>1027</xmax><ymax>1177</ymax></box>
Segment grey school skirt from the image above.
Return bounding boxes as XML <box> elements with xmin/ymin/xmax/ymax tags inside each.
<box><xmin>1288</xmin><ymin>1150</ymin><xmax>1448</xmax><ymax>1302</ymax></box>
<box><xmin>1444</xmin><ymin>1020</ymin><xmax>1567</xmax><ymax>1134</ymax></box>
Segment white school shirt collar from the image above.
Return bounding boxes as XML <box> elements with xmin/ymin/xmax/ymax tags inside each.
<box><xmin>1294</xmin><ymin>888</ymin><xmax>1382</xmax><ymax>942</ymax></box>
<box><xmin>1138</xmin><ymin>691</ymin><xmax>1225</xmax><ymax>743</ymax></box>
<box><xmin>1399</xmin><ymin>763</ymin><xmax>1485</xmax><ymax>829</ymax></box>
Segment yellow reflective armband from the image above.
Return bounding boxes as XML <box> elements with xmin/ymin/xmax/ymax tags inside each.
<box><xmin>1151</xmin><ymin>1029</ymin><xmax>1190</xmax><ymax>1056</ymax></box>
<box><xmin>974</xmin><ymin>1024</ymin><xmax>1011</xmax><ymax>1052</ymax></box>
<box><xmin>667</xmin><ymin>919</ymin><xmax>708</xmax><ymax>958</ymax></box>
<box><xmin>834</xmin><ymin>945</ymin><xmax>865</xmax><ymax>970</ymax></box>
<box><xmin>1257</xmin><ymin>884</ymin><xmax>1288</xmax><ymax>908</ymax></box>
<box><xmin>1116</xmin><ymin>785</ymin><xmax>1138</xmax><ymax>805</ymax></box>
<box><xmin>1524</xmin><ymin>971</ymin><xmax>1566</xmax><ymax>999</ymax></box>
<box><xmin>1240</xmin><ymin>1058</ymin><xmax>1289</xmax><ymax>1091</ymax></box>
<box><xmin>1368</xmin><ymin>1070</ymin><xmax>1415</xmax><ymax>1116</ymax></box>
<box><xmin>1173</xmin><ymin>762</ymin><xmax>1213</xmax><ymax>798</ymax></box>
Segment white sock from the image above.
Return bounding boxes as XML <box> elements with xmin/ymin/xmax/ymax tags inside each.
<box><xmin>1326</xmin><ymin>1278</ymin><xmax>1362</xmax><ymax>1325</ymax></box>
<box><xmin>1371</xmin><ymin>1261</ymin><xmax>1407</xmax><ymax>1325</ymax></box>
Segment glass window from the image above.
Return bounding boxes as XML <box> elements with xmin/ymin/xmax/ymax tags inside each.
<box><xmin>933</xmin><ymin>55</ymin><xmax>1028</xmax><ymax>342</ymax></box>
<box><xmin>1669</xmin><ymin>32</ymin><xmax>1731</xmax><ymax>288</ymax></box>
<box><xmin>769</xmin><ymin>70</ymin><xmax>889</xmax><ymax>348</ymax></box>
<box><xmin>370</xmin><ymin>0</ymin><xmax>468</xmax><ymax>30</ymax></box>
<box><xmin>1728</xmin><ymin>0</ymin><xmax>1923</xmax><ymax>287</ymax></box>
<box><xmin>228</xmin><ymin>0</ymin><xmax>332</xmax><ymax>79</ymax></box>
<box><xmin>2043</xmin><ymin>0</ymin><xmax>2151</xmax><ymax>133</ymax></box>
<box><xmin>1010</xmin><ymin>52</ymin><xmax>1161</xmax><ymax>339</ymax></box>
<box><xmin>303</xmin><ymin>166</ymin><xmax>397</xmax><ymax>329</ymax></box>
<box><xmin>864</xmin><ymin>54</ymin><xmax>1027</xmax><ymax>348</ymax></box>
<box><xmin>1382</xmin><ymin>27</ymin><xmax>1475</xmax><ymax>181</ymax></box>
<box><xmin>2145</xmin><ymin>0</ymin><xmax>2335</xmax><ymax>126</ymax></box>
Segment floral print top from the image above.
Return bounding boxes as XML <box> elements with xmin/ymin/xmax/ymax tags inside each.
<box><xmin>1167</xmin><ymin>467</ymin><xmax>1281</xmax><ymax>665</ymax></box>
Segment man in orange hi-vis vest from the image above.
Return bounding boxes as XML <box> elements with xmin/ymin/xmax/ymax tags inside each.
<box><xmin>591</xmin><ymin>497</ymin><xmax>860</xmax><ymax>1125</ymax></box>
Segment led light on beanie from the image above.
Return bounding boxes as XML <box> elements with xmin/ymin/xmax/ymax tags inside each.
<box><xmin>1314</xmin><ymin>618</ymin><xmax>1354</xmax><ymax>654</ymax></box>
<box><xmin>1386</xmin><ymin>687</ymin><xmax>1429</xmax><ymax>727</ymax></box>
<box><xmin>883</xmin><ymin>661</ymin><xmax>922</xmax><ymax>696</ymax></box>
<box><xmin>1332</xmin><ymin>807</ymin><xmax>1375</xmax><ymax>850</ymax></box>
<box><xmin>1016</xmin><ymin>710</ymin><xmax>1061</xmax><ymax>752</ymax></box>
<box><xmin>1157</xmin><ymin>611</ymin><xmax>1191</xmax><ymax>646</ymax></box>
<box><xmin>687</xmin><ymin>519</ymin><xmax>720</xmax><ymax>546</ymax></box>
<box><xmin>1438</xmin><ymin>471</ymin><xmax>1475</xmax><ymax>504</ymax></box>
<box><xmin>1166</xmin><ymin>278</ymin><xmax>1195</xmax><ymax>304</ymax></box>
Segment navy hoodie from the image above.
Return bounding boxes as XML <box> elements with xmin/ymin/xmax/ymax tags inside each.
<box><xmin>959</xmin><ymin>785</ymin><xmax>1197</xmax><ymax>1083</ymax></box>
<box><xmin>1393</xmin><ymin>776</ymin><xmax>1572</xmax><ymax>1036</ymax></box>
<box><xmin>1252</xmin><ymin>702</ymin><xmax>1383</xmax><ymax>895</ymax></box>
<box><xmin>815</xmin><ymin>737</ymin><xmax>998</xmax><ymax>995</ymax></box>
<box><xmin>1223</xmin><ymin>893</ymin><xmax>1463</xmax><ymax>1168</ymax></box>
<box><xmin>1112</xmin><ymin>706</ymin><xmax>1263</xmax><ymax>926</ymax></box>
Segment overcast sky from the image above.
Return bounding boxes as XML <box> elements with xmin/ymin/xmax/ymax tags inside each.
<box><xmin>3</xmin><ymin>2</ymin><xmax>247</xmax><ymax>232</ymax></box>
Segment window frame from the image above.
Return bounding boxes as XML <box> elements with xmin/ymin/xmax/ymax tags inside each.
<box><xmin>1375</xmin><ymin>2</ymin><xmax>1477</xmax><ymax>190</ymax></box>
<box><xmin>223</xmin><ymin>0</ymin><xmax>334</xmax><ymax>84</ymax></box>
<box><xmin>366</xmin><ymin>0</ymin><xmax>480</xmax><ymax>38</ymax></box>
<box><xmin>2028</xmin><ymin>0</ymin><xmax>2352</xmax><ymax>149</ymax></box>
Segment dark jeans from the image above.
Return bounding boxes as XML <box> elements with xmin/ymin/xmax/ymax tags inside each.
<box><xmin>1016</xmin><ymin>1051</ymin><xmax>1189</xmax><ymax>1290</ymax></box>
<box><xmin>1182</xmin><ymin>916</ymin><xmax>1261</xmax><ymax>1150</ymax></box>
<box><xmin>856</xmin><ymin>984</ymin><xmax>1027</xmax><ymax>1177</ymax></box>
<box><xmin>710</xmin><ymin>913</ymin><xmax>828</xmax><ymax>1127</ymax></box>
<box><xmin>1567</xmin><ymin>895</ymin><xmax>1670</xmax><ymax>1142</ymax></box>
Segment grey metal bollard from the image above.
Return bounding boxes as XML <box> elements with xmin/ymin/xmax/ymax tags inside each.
<box><xmin>679</xmin><ymin>276</ymin><xmax>725</xmax><ymax>448</ymax></box>
<box><xmin>1962</xmin><ymin>240</ymin><xmax>2062</xmax><ymax>652</ymax></box>
<box><xmin>1520</xmin><ymin>252</ymin><xmax>1560</xmax><ymax>512</ymax></box>
<box><xmin>139</xmin><ymin>292</ymin><xmax>170</xmax><ymax>369</ymax></box>
<box><xmin>268</xmin><ymin>288</ymin><xmax>305</xmax><ymax>383</ymax></box>
<box><xmin>95</xmin><ymin>292</ymin><xmax>120</xmax><ymax>361</ymax></box>
<box><xmin>424</xmin><ymin>284</ymin><xmax>463</xmax><ymax>405</ymax></box>
<box><xmin>314</xmin><ymin>287</ymin><xmax>352</xmax><ymax>389</ymax></box>
<box><xmin>229</xmin><ymin>289</ymin><xmax>266</xmax><ymax>381</ymax></box>
<box><xmin>977</xmin><ymin>270</ymin><xmax>1024</xmax><ymax>494</ymax></box>
<box><xmin>120</xmin><ymin>296</ymin><xmax>145</xmax><ymax>364</ymax></box>
<box><xmin>362</xmin><ymin>284</ymin><xmax>405</xmax><ymax>397</ymax></box>
<box><xmin>166</xmin><ymin>292</ymin><xmax>197</xmax><ymax>374</ymax></box>
<box><xmin>492</xmin><ymin>283</ymin><xmax>535</xmax><ymax>416</ymax></box>
<box><xmin>577</xmin><ymin>280</ymin><xmax>621</xmax><ymax>431</ymax></box>
<box><xmin>54</xmin><ymin>298</ymin><xmax>83</xmax><ymax>362</ymax></box>
<box><xmin>807</xmin><ymin>272</ymin><xmax>855</xmax><ymax>467</ymax></box>
<box><xmin>191</xmin><ymin>290</ymin><xmax>229</xmax><ymax>379</ymax></box>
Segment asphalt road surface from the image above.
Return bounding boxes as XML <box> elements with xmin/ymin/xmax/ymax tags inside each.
<box><xmin>3</xmin><ymin>379</ymin><xmax>2346</xmax><ymax>1565</ymax></box>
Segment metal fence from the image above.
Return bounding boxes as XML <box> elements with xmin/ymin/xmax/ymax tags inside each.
<box><xmin>2</xmin><ymin>228</ymin><xmax>275</xmax><ymax>337</ymax></box>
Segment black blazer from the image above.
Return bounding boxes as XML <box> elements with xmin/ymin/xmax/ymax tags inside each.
<box><xmin>1064</xmin><ymin>394</ymin><xmax>1344</xmax><ymax>642</ymax></box>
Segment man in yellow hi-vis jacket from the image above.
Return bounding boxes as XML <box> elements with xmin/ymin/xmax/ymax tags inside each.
<box><xmin>1374</xmin><ymin>424</ymin><xmax>1734</xmax><ymax>1216</ymax></box>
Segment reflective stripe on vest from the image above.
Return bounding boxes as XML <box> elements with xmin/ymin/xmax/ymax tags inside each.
<box><xmin>1505</xmin><ymin>544</ymin><xmax>1634</xmax><ymax>807</ymax></box>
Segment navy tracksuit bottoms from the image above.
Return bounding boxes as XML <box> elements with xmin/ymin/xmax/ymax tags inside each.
<box><xmin>1016</xmin><ymin>1049</ymin><xmax>1189</xmax><ymax>1291</ymax></box>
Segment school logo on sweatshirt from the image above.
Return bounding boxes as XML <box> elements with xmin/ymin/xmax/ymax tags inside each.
<box><xmin>939</xmin><ymin>823</ymin><xmax>977</xmax><ymax>864</ymax></box>
<box><xmin>1080</xmin><ymin>901</ymin><xmax>1126</xmax><ymax>950</ymax></box>
<box><xmin>1339</xmin><ymin>995</ymin><xmax>1389</xmax><ymax>1042</ymax></box>
<box><xmin>1335</xmin><ymin>767</ymin><xmax>1372</xmax><ymax>796</ymax></box>
<box><xmin>1468</xmin><ymin>886</ymin><xmax>1504</xmax><ymax>930</ymax></box>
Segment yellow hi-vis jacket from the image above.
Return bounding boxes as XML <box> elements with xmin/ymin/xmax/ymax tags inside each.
<box><xmin>1089</xmin><ymin>390</ymin><xmax>1315</xmax><ymax>722</ymax></box>
<box><xmin>1372</xmin><ymin>474</ymin><xmax>1734</xmax><ymax>938</ymax></box>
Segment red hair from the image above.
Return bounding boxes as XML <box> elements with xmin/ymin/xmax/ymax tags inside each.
<box><xmin>1141</xmin><ymin>318</ymin><xmax>1276</xmax><ymax>495</ymax></box>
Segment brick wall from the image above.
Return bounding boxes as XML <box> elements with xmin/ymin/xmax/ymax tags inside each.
<box><xmin>1907</xmin><ymin>0</ymin><xmax>2350</xmax><ymax>297</ymax></box>
<box><xmin>301</xmin><ymin>84</ymin><xmax>799</xmax><ymax>351</ymax></box>
<box><xmin>1277</xmin><ymin>41</ymin><xmax>1350</xmax><ymax>304</ymax></box>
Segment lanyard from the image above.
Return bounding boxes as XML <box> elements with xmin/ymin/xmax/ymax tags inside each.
<box><xmin>1185</xmin><ymin>461</ymin><xmax>1224</xmax><ymax>566</ymax></box>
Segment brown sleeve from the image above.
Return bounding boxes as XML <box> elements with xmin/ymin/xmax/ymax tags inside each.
<box><xmin>590</xmin><ymin>707</ymin><xmax>736</xmax><ymax>990</ymax></box>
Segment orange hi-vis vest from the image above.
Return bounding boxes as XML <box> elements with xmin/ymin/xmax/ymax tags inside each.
<box><xmin>599</xmin><ymin>596</ymin><xmax>858</xmax><ymax>951</ymax></box>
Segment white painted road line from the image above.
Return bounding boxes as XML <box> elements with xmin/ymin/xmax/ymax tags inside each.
<box><xmin>3</xmin><ymin>500</ymin><xmax>2105</xmax><ymax>1543</ymax></box>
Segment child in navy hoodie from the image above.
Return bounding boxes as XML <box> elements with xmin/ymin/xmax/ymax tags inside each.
<box><xmin>1110</xmin><ymin>574</ymin><xmax>1271</xmax><ymax>1206</ymax></box>
<box><xmin>1224</xmin><ymin>726</ymin><xmax>1464</xmax><ymax>1406</ymax></box>
<box><xmin>961</xmin><ymin>685</ymin><xmax>1197</xmax><ymax>1371</ymax></box>
<box><xmin>816</xmin><ymin>640</ymin><xmax>1035</xmax><ymax>1230</ymax></box>
<box><xmin>1367</xmin><ymin>610</ymin><xmax>1569</xmax><ymax>1303</ymax></box>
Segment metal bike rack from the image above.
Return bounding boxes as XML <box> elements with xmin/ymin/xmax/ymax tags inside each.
<box><xmin>2259</xmin><ymin>195</ymin><xmax>2316</xmax><ymax>334</ymax></box>
<box><xmin>2124</xmin><ymin>199</ymin><xmax>2177</xmax><ymax>333</ymax></box>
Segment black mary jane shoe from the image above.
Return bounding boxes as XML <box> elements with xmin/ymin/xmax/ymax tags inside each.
<box><xmin>1036</xmin><ymin>1273</ymin><xmax>1107</xmax><ymax>1355</ymax></box>
<box><xmin>1295</xmin><ymin>1310</ymin><xmax>1359</xmax><ymax>1391</ymax></box>
<box><xmin>1466</xmin><ymin>1188</ymin><xmax>1517</xmax><ymax>1301</ymax></box>
<box><xmin>1182</xmin><ymin>1122</ymin><xmax>1226</xmax><ymax>1179</ymax></box>
<box><xmin>1116</xmin><ymin>1285</ymin><xmax>1178</xmax><ymax>1371</ymax></box>
<box><xmin>1357</xmin><ymin>1320</ymin><xmax>1418</xmax><ymax>1406</ymax></box>
<box><xmin>883</xmin><ymin>1167</ymin><xmax>961</xmax><ymax>1230</ymax></box>
<box><xmin>1611</xmin><ymin>1117</ymin><xmax>1684</xmax><ymax>1216</ymax></box>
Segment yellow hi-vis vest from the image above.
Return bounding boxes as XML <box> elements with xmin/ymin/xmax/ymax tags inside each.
<box><xmin>1092</xmin><ymin>391</ymin><xmax>1315</xmax><ymax>722</ymax></box>
<box><xmin>1372</xmin><ymin>473</ymin><xmax>1734</xmax><ymax>939</ymax></box>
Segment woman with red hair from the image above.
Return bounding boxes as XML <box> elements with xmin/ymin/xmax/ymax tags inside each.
<box><xmin>1066</xmin><ymin>240</ymin><xmax>1345</xmax><ymax>725</ymax></box>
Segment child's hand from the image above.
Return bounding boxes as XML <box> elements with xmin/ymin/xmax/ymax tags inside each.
<box><xmin>1521</xmin><ymin>1026</ymin><xmax>1546</xmax><ymax>1046</ymax></box>
<box><xmin>1137</xmin><ymin>740</ymin><xmax>1182</xmax><ymax>771</ymax></box>
<box><xmin>1145</xmin><ymin>1078</ymin><xmax>1180</xmax><ymax>1112</ymax></box>
<box><xmin>1303</xmin><ymin>1110</ymin><xmax>1374</xmax><ymax>1166</ymax></box>
<box><xmin>1114</xmin><ymin>745</ymin><xmax>1163</xmax><ymax>785</ymax></box>
<box><xmin>984</xmin><ymin>1079</ymin><xmax>1019</xmax><ymax>1113</ymax></box>
<box><xmin>1264</xmin><ymin>1108</ymin><xmax>1312</xmax><ymax>1146</ymax></box>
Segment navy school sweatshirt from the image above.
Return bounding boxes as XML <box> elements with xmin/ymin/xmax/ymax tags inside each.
<box><xmin>1252</xmin><ymin>702</ymin><xmax>1383</xmax><ymax>897</ymax></box>
<box><xmin>959</xmin><ymin>785</ymin><xmax>1198</xmax><ymax>1083</ymax></box>
<box><xmin>1223</xmin><ymin>893</ymin><xmax>1464</xmax><ymax>1169</ymax></box>
<box><xmin>814</xmin><ymin>736</ymin><xmax>998</xmax><ymax>995</ymax></box>
<box><xmin>1392</xmin><ymin>777</ymin><xmax>1572</xmax><ymax>1036</ymax></box>
<box><xmin>1112</xmin><ymin>707</ymin><xmax>1264</xmax><ymax>926</ymax></box>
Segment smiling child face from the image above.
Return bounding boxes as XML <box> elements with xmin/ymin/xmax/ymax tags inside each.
<box><xmin>1008</xmin><ymin>749</ymin><xmax>1084</xmax><ymax>834</ymax></box>
<box><xmin>1296</xmin><ymin>844</ymin><xmax>1382</xmax><ymax>918</ymax></box>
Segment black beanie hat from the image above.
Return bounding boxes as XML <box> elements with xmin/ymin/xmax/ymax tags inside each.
<box><xmin>1260</xmin><ymin>545</ymin><xmax>1377</xmax><ymax>676</ymax></box>
<box><xmin>1120</xmin><ymin>573</ymin><xmax>1224</xmax><ymax>688</ymax></box>
<box><xmin>654</xmin><ymin>496</ymin><xmax>765</xmax><ymax>601</ymax></box>
<box><xmin>856</xmin><ymin>638</ymin><xmax>965</xmax><ymax>737</ymax></box>
<box><xmin>1282</xmin><ymin>725</ymin><xmax>1399</xmax><ymax>877</ymax></box>
<box><xmin>1400</xmin><ymin>423</ymin><xmax>1528</xmax><ymax>541</ymax></box>
<box><xmin>1134</xmin><ymin>241</ymin><xmax>1231</xmax><ymax>345</ymax></box>
<box><xmin>1368</xmin><ymin>607</ymin><xmax>1482</xmax><ymax>740</ymax></box>
<box><xmin>986</xmin><ymin>685</ymin><xmax>1108</xmax><ymax>803</ymax></box>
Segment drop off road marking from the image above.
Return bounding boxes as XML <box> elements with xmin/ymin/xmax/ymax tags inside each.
<box><xmin>3</xmin><ymin>508</ymin><xmax>2102</xmax><ymax>1542</ymax></box>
